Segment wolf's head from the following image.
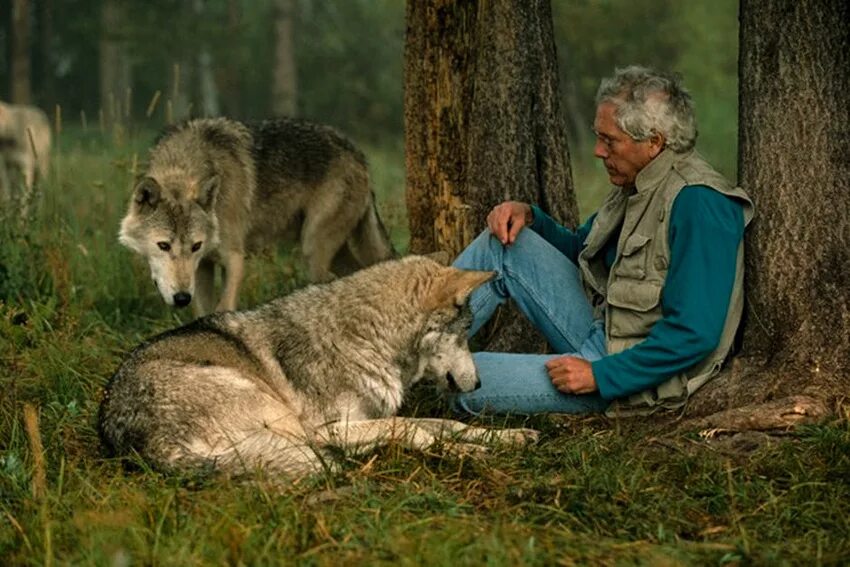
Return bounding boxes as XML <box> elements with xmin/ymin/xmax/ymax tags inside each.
<box><xmin>119</xmin><ymin>175</ymin><xmax>221</xmax><ymax>308</ymax></box>
<box><xmin>414</xmin><ymin>264</ymin><xmax>494</xmax><ymax>393</ymax></box>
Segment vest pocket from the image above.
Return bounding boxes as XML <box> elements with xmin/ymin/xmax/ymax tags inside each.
<box><xmin>606</xmin><ymin>279</ymin><xmax>662</xmax><ymax>338</ymax></box>
<box><xmin>615</xmin><ymin>234</ymin><xmax>651</xmax><ymax>279</ymax></box>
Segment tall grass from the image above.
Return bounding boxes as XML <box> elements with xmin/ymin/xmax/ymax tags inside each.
<box><xmin>1</xmin><ymin>127</ymin><xmax>848</xmax><ymax>566</ymax></box>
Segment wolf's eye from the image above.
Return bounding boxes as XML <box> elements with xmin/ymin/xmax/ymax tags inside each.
<box><xmin>191</xmin><ymin>242</ymin><xmax>203</xmax><ymax>252</ymax></box>
<box><xmin>157</xmin><ymin>242</ymin><xmax>171</xmax><ymax>252</ymax></box>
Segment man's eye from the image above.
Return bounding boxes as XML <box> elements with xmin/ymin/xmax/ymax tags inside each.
<box><xmin>191</xmin><ymin>242</ymin><xmax>203</xmax><ymax>252</ymax></box>
<box><xmin>157</xmin><ymin>242</ymin><xmax>171</xmax><ymax>252</ymax></box>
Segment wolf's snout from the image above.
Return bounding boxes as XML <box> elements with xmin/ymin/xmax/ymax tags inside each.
<box><xmin>173</xmin><ymin>292</ymin><xmax>192</xmax><ymax>308</ymax></box>
<box><xmin>445</xmin><ymin>372</ymin><xmax>480</xmax><ymax>393</ymax></box>
<box><xmin>446</xmin><ymin>372</ymin><xmax>460</xmax><ymax>392</ymax></box>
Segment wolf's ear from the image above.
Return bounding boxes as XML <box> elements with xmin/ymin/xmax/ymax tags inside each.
<box><xmin>423</xmin><ymin>250</ymin><xmax>451</xmax><ymax>266</ymax></box>
<box><xmin>132</xmin><ymin>177</ymin><xmax>161</xmax><ymax>211</ymax></box>
<box><xmin>197</xmin><ymin>175</ymin><xmax>220</xmax><ymax>210</ymax></box>
<box><xmin>423</xmin><ymin>268</ymin><xmax>494</xmax><ymax>310</ymax></box>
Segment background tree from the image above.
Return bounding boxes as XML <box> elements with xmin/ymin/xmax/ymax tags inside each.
<box><xmin>687</xmin><ymin>0</ymin><xmax>850</xmax><ymax>427</ymax></box>
<box><xmin>272</xmin><ymin>0</ymin><xmax>297</xmax><ymax>116</ymax></box>
<box><xmin>99</xmin><ymin>0</ymin><xmax>131</xmax><ymax>132</ymax></box>
<box><xmin>10</xmin><ymin>0</ymin><xmax>31</xmax><ymax>103</ymax></box>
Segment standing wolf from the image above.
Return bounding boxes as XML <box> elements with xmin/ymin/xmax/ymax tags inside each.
<box><xmin>119</xmin><ymin>117</ymin><xmax>396</xmax><ymax>316</ymax></box>
<box><xmin>0</xmin><ymin>101</ymin><xmax>51</xmax><ymax>212</ymax></box>
<box><xmin>99</xmin><ymin>256</ymin><xmax>538</xmax><ymax>477</ymax></box>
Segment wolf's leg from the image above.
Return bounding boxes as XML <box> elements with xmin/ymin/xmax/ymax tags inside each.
<box><xmin>344</xmin><ymin>196</ymin><xmax>395</xmax><ymax>268</ymax></box>
<box><xmin>194</xmin><ymin>258</ymin><xmax>216</xmax><ymax>317</ymax></box>
<box><xmin>314</xmin><ymin>418</ymin><xmax>437</xmax><ymax>453</ymax></box>
<box><xmin>386</xmin><ymin>417</ymin><xmax>539</xmax><ymax>446</ymax></box>
<box><xmin>217</xmin><ymin>250</ymin><xmax>244</xmax><ymax>311</ymax></box>
<box><xmin>314</xmin><ymin>417</ymin><xmax>537</xmax><ymax>455</ymax></box>
<box><xmin>210</xmin><ymin>428</ymin><xmax>328</xmax><ymax>477</ymax></box>
<box><xmin>301</xmin><ymin>181</ymin><xmax>367</xmax><ymax>281</ymax></box>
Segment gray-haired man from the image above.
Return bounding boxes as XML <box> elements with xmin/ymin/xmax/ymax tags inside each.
<box><xmin>452</xmin><ymin>66</ymin><xmax>754</xmax><ymax>416</ymax></box>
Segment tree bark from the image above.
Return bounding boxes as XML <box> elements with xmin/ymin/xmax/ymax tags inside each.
<box><xmin>405</xmin><ymin>0</ymin><xmax>577</xmax><ymax>259</ymax></box>
<box><xmin>11</xmin><ymin>0</ymin><xmax>31</xmax><ymax>104</ymax></box>
<box><xmin>686</xmin><ymin>0</ymin><xmax>850</xmax><ymax>424</ymax></box>
<box><xmin>404</xmin><ymin>0</ymin><xmax>576</xmax><ymax>352</ymax></box>
<box><xmin>272</xmin><ymin>0</ymin><xmax>297</xmax><ymax>117</ymax></box>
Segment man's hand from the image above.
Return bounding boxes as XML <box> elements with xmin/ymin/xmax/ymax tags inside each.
<box><xmin>486</xmin><ymin>201</ymin><xmax>533</xmax><ymax>245</ymax></box>
<box><xmin>545</xmin><ymin>355</ymin><xmax>598</xmax><ymax>395</ymax></box>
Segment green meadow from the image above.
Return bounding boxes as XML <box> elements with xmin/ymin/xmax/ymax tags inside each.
<box><xmin>0</xmin><ymin>127</ymin><xmax>848</xmax><ymax>566</ymax></box>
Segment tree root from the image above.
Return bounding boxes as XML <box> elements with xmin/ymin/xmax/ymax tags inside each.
<box><xmin>679</xmin><ymin>394</ymin><xmax>830</xmax><ymax>433</ymax></box>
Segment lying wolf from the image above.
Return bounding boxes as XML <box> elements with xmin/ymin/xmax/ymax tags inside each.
<box><xmin>99</xmin><ymin>256</ymin><xmax>538</xmax><ymax>477</ymax></box>
<box><xmin>0</xmin><ymin>101</ymin><xmax>51</xmax><ymax>212</ymax></box>
<box><xmin>119</xmin><ymin>117</ymin><xmax>396</xmax><ymax>316</ymax></box>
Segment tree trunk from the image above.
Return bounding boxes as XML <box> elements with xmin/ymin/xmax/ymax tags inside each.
<box><xmin>272</xmin><ymin>0</ymin><xmax>297</xmax><ymax>117</ymax></box>
<box><xmin>685</xmin><ymin>0</ymin><xmax>849</xmax><ymax>427</ymax></box>
<box><xmin>99</xmin><ymin>0</ymin><xmax>132</xmax><ymax>133</ymax></box>
<box><xmin>405</xmin><ymin>0</ymin><xmax>576</xmax><ymax>258</ymax></box>
<box><xmin>11</xmin><ymin>0</ymin><xmax>31</xmax><ymax>104</ymax></box>
<box><xmin>218</xmin><ymin>0</ymin><xmax>243</xmax><ymax>117</ymax></box>
<box><xmin>405</xmin><ymin>0</ymin><xmax>576</xmax><ymax>353</ymax></box>
<box><xmin>37</xmin><ymin>0</ymin><xmax>55</xmax><ymax>110</ymax></box>
<box><xmin>171</xmin><ymin>59</ymin><xmax>195</xmax><ymax>123</ymax></box>
<box><xmin>195</xmin><ymin>0</ymin><xmax>220</xmax><ymax>117</ymax></box>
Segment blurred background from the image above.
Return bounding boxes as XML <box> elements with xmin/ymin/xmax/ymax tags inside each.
<box><xmin>0</xmin><ymin>0</ymin><xmax>738</xmax><ymax>219</ymax></box>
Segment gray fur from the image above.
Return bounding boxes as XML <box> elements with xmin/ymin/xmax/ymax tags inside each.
<box><xmin>119</xmin><ymin>116</ymin><xmax>396</xmax><ymax>316</ymax></box>
<box><xmin>99</xmin><ymin>256</ymin><xmax>539</xmax><ymax>478</ymax></box>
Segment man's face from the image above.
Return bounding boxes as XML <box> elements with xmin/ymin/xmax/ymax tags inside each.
<box><xmin>593</xmin><ymin>102</ymin><xmax>660</xmax><ymax>187</ymax></box>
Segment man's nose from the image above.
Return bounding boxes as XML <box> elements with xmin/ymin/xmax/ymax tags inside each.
<box><xmin>594</xmin><ymin>140</ymin><xmax>608</xmax><ymax>159</ymax></box>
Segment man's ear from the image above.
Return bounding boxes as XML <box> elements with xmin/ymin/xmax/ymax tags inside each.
<box><xmin>132</xmin><ymin>177</ymin><xmax>161</xmax><ymax>211</ymax></box>
<box><xmin>648</xmin><ymin>131</ymin><xmax>666</xmax><ymax>158</ymax></box>
<box><xmin>197</xmin><ymin>175</ymin><xmax>220</xmax><ymax>210</ymax></box>
<box><xmin>423</xmin><ymin>268</ymin><xmax>494</xmax><ymax>310</ymax></box>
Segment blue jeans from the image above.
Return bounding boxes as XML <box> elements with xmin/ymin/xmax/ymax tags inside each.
<box><xmin>450</xmin><ymin>229</ymin><xmax>609</xmax><ymax>416</ymax></box>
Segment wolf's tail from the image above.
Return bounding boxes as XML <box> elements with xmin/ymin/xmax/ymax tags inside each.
<box><xmin>345</xmin><ymin>191</ymin><xmax>397</xmax><ymax>267</ymax></box>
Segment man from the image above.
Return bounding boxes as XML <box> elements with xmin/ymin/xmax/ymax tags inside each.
<box><xmin>452</xmin><ymin>66</ymin><xmax>754</xmax><ymax>416</ymax></box>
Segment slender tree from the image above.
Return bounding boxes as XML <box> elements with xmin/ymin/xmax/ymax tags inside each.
<box><xmin>10</xmin><ymin>0</ymin><xmax>31</xmax><ymax>103</ymax></box>
<box><xmin>272</xmin><ymin>0</ymin><xmax>297</xmax><ymax>116</ymax></box>
<box><xmin>687</xmin><ymin>0</ymin><xmax>849</xmax><ymax>427</ymax></box>
<box><xmin>99</xmin><ymin>0</ymin><xmax>131</xmax><ymax>131</ymax></box>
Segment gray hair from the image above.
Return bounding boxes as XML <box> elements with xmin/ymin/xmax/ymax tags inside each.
<box><xmin>596</xmin><ymin>66</ymin><xmax>697</xmax><ymax>152</ymax></box>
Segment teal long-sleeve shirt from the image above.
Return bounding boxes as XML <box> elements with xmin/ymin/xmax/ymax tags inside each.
<box><xmin>529</xmin><ymin>185</ymin><xmax>745</xmax><ymax>400</ymax></box>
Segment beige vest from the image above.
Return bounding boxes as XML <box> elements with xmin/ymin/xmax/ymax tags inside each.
<box><xmin>577</xmin><ymin>149</ymin><xmax>754</xmax><ymax>416</ymax></box>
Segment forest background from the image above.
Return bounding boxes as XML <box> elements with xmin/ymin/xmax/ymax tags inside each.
<box><xmin>1</xmin><ymin>0</ymin><xmax>738</xmax><ymax>219</ymax></box>
<box><xmin>2</xmin><ymin>1</ymin><xmax>848</xmax><ymax>565</ymax></box>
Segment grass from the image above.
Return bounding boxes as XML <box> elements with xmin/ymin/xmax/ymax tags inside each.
<box><xmin>1</xmin><ymin>127</ymin><xmax>849</xmax><ymax>566</ymax></box>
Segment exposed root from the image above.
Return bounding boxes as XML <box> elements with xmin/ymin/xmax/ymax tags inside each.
<box><xmin>679</xmin><ymin>394</ymin><xmax>830</xmax><ymax>433</ymax></box>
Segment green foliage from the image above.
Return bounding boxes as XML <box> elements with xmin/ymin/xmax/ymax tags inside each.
<box><xmin>296</xmin><ymin>0</ymin><xmax>405</xmax><ymax>144</ymax></box>
<box><xmin>0</xmin><ymin>130</ymin><xmax>848</xmax><ymax>565</ymax></box>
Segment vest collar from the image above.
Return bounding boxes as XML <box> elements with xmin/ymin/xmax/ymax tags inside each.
<box><xmin>633</xmin><ymin>149</ymin><xmax>691</xmax><ymax>194</ymax></box>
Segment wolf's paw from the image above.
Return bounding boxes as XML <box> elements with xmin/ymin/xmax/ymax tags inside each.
<box><xmin>496</xmin><ymin>427</ymin><xmax>540</xmax><ymax>446</ymax></box>
<box><xmin>442</xmin><ymin>441</ymin><xmax>490</xmax><ymax>458</ymax></box>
